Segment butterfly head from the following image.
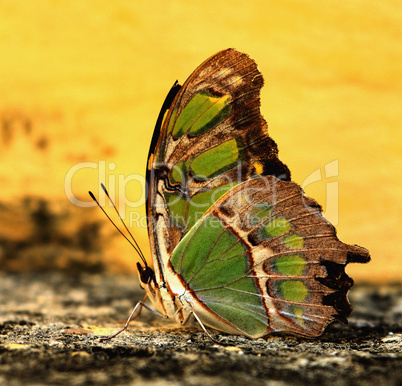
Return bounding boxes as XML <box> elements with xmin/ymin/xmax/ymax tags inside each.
<box><xmin>136</xmin><ymin>262</ymin><xmax>168</xmax><ymax>317</ymax></box>
<box><xmin>136</xmin><ymin>262</ymin><xmax>156</xmax><ymax>287</ymax></box>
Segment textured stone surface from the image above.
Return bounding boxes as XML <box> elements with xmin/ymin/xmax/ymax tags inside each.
<box><xmin>0</xmin><ymin>272</ymin><xmax>401</xmax><ymax>385</ymax></box>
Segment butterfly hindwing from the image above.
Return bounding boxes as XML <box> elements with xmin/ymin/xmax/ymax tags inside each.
<box><xmin>169</xmin><ymin>176</ymin><xmax>370</xmax><ymax>338</ymax></box>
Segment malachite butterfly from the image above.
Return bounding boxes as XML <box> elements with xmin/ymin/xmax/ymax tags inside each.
<box><xmin>97</xmin><ymin>48</ymin><xmax>370</xmax><ymax>340</ymax></box>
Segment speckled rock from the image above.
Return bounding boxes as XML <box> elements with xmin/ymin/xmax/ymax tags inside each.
<box><xmin>0</xmin><ymin>272</ymin><xmax>401</xmax><ymax>385</ymax></box>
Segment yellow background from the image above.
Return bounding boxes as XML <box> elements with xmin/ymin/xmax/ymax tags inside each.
<box><xmin>1</xmin><ymin>1</ymin><xmax>400</xmax><ymax>282</ymax></box>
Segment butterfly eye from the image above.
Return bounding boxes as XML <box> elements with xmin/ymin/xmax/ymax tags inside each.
<box><xmin>137</xmin><ymin>262</ymin><xmax>154</xmax><ymax>284</ymax></box>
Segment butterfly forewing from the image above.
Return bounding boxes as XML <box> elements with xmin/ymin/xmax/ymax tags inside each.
<box><xmin>147</xmin><ymin>49</ymin><xmax>290</xmax><ymax>260</ymax></box>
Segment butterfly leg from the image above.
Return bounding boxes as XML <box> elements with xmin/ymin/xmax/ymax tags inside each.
<box><xmin>100</xmin><ymin>293</ymin><xmax>166</xmax><ymax>342</ymax></box>
<box><xmin>189</xmin><ymin>311</ymin><xmax>224</xmax><ymax>345</ymax></box>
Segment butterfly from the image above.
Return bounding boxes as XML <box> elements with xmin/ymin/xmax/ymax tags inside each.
<box><xmin>95</xmin><ymin>48</ymin><xmax>370</xmax><ymax>340</ymax></box>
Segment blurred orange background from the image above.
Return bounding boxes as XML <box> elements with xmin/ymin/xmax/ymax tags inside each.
<box><xmin>0</xmin><ymin>1</ymin><xmax>400</xmax><ymax>282</ymax></box>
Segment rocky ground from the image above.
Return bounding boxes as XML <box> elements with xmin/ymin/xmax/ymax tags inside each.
<box><xmin>0</xmin><ymin>272</ymin><xmax>401</xmax><ymax>385</ymax></box>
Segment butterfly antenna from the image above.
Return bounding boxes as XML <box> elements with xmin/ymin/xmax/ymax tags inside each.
<box><xmin>88</xmin><ymin>186</ymin><xmax>148</xmax><ymax>267</ymax></box>
<box><xmin>99</xmin><ymin>184</ymin><xmax>147</xmax><ymax>264</ymax></box>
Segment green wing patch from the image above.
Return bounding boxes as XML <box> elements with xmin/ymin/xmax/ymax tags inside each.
<box><xmin>170</xmin><ymin>213</ymin><xmax>268</xmax><ymax>337</ymax></box>
<box><xmin>170</xmin><ymin>93</ymin><xmax>231</xmax><ymax>139</ymax></box>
